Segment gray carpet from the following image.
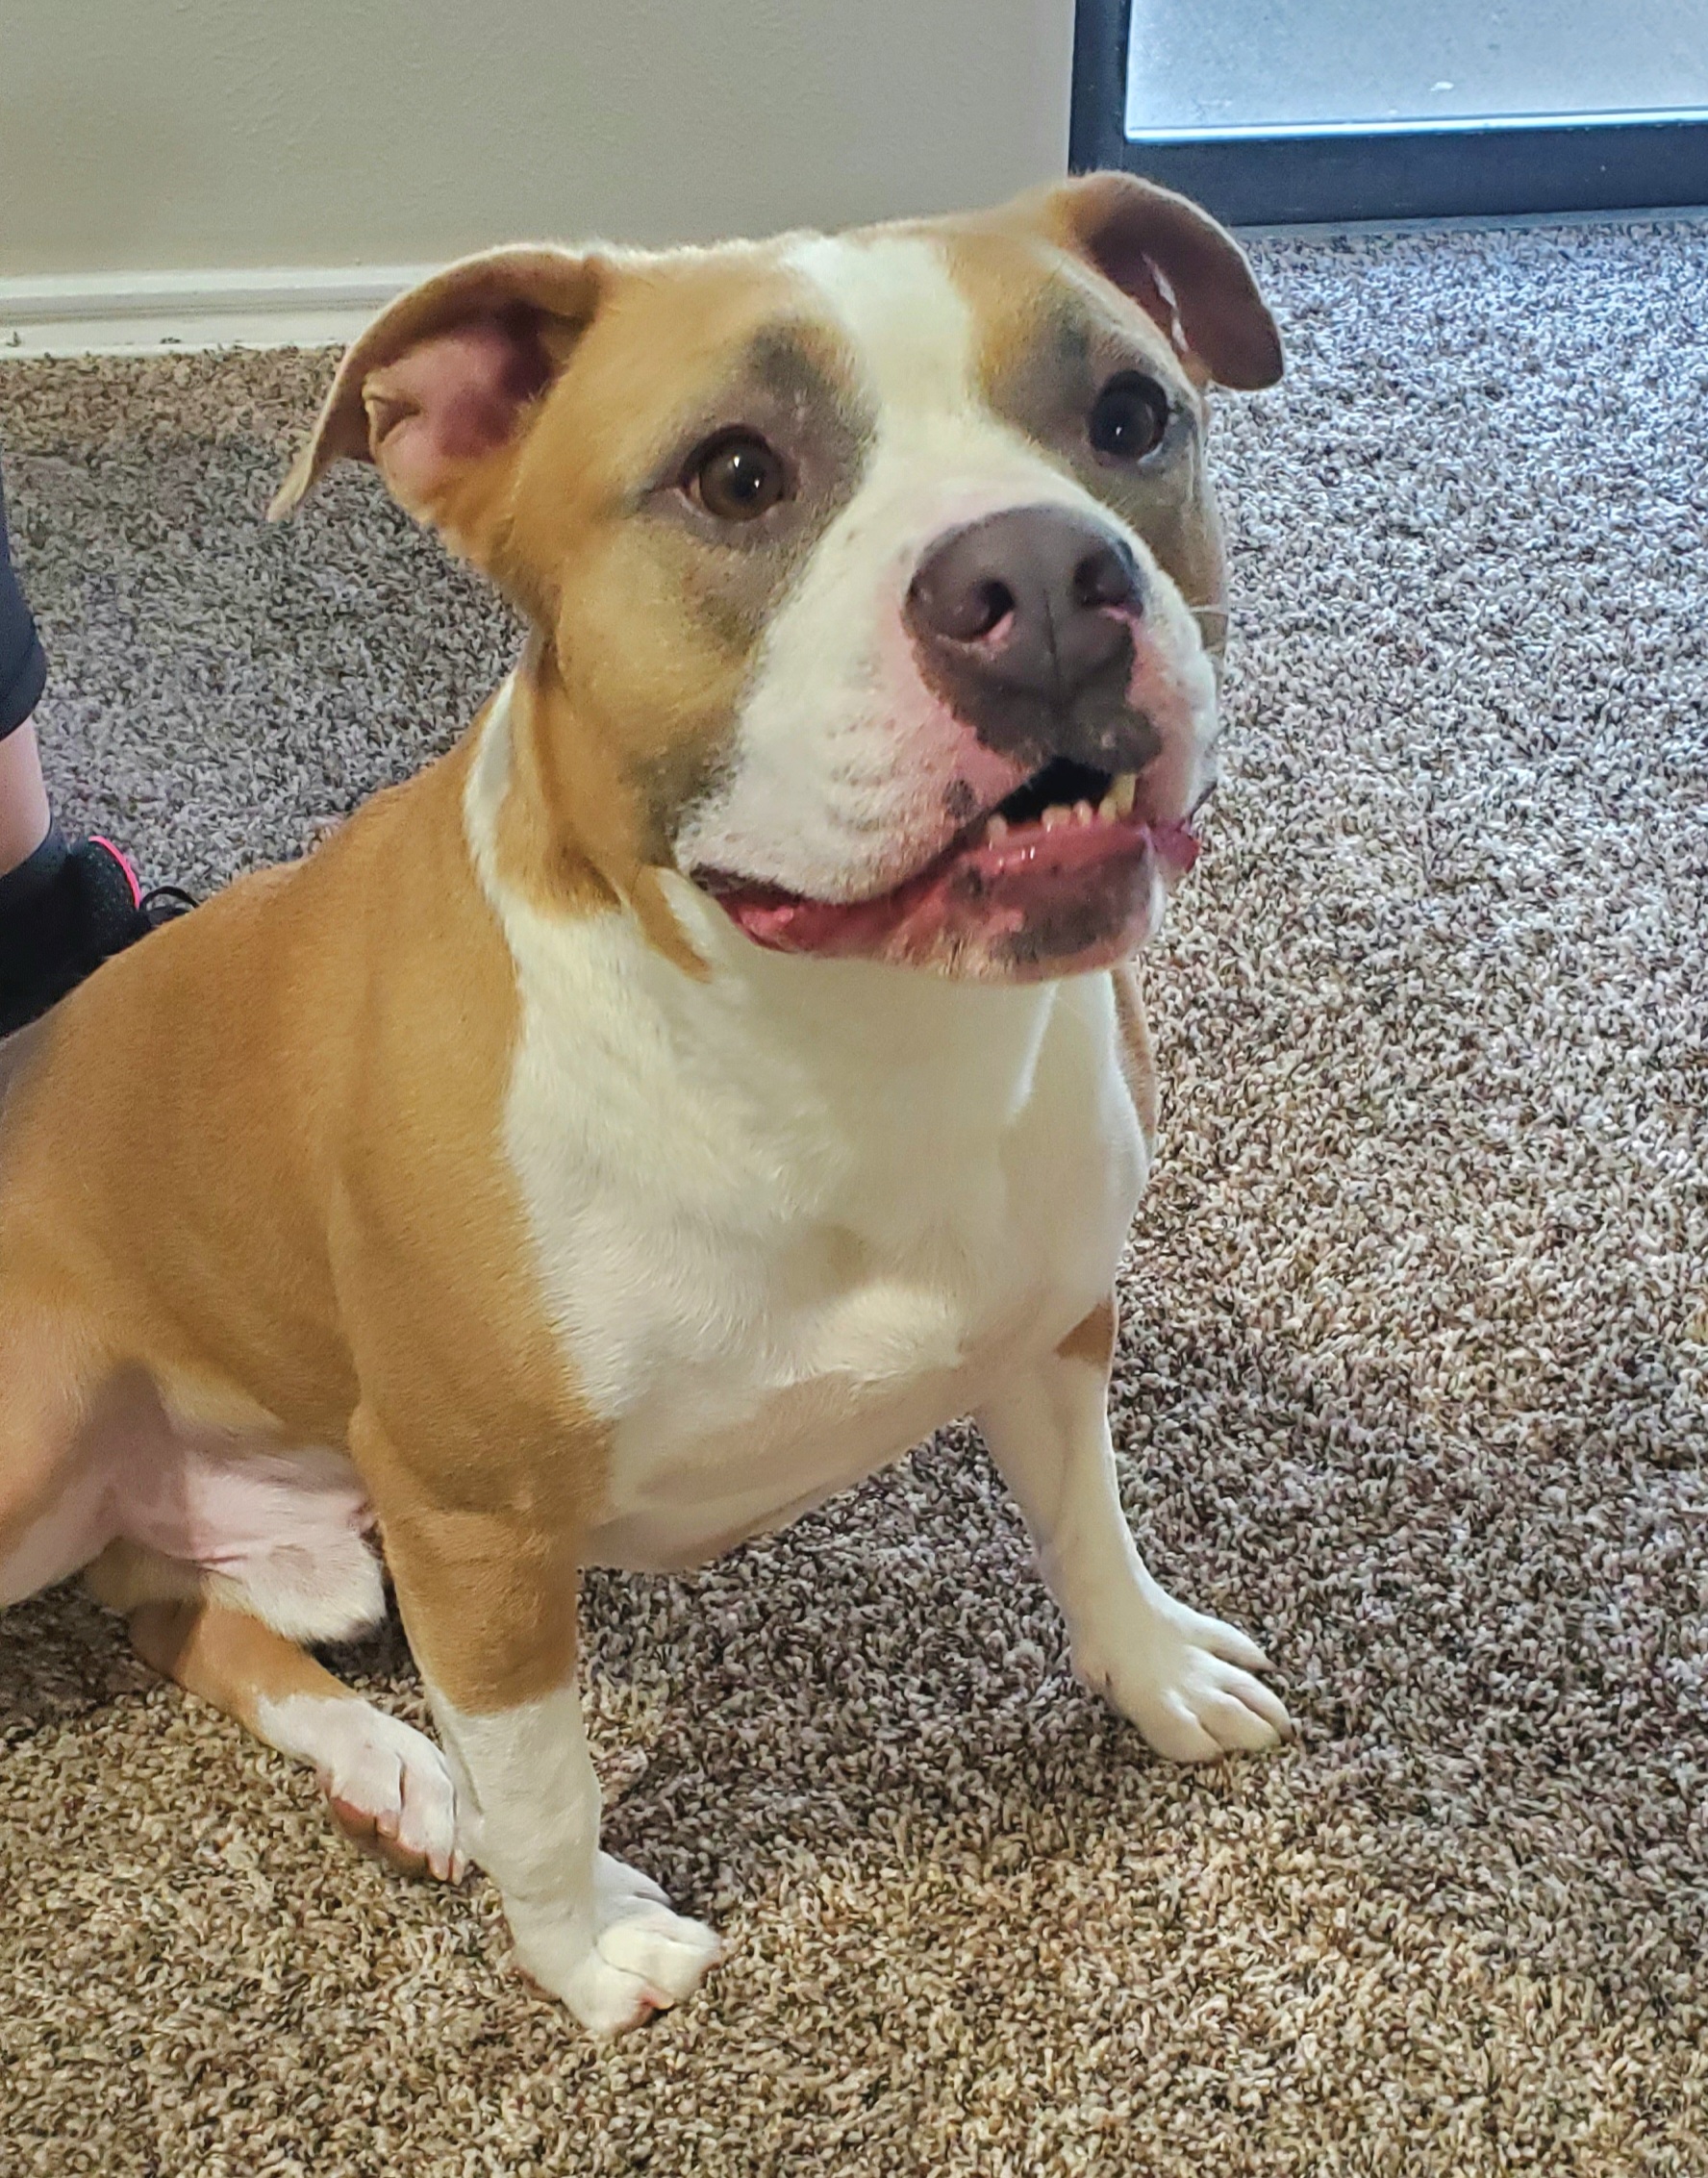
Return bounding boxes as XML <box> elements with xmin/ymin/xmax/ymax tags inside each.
<box><xmin>2</xmin><ymin>216</ymin><xmax>1705</xmax><ymax>2176</ymax></box>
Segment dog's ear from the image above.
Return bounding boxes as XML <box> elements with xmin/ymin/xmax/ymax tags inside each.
<box><xmin>1027</xmin><ymin>172</ymin><xmax>1281</xmax><ymax>392</ymax></box>
<box><xmin>269</xmin><ymin>246</ymin><xmax>604</xmax><ymax>557</ymax></box>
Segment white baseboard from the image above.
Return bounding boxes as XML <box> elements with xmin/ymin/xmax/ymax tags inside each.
<box><xmin>0</xmin><ymin>264</ymin><xmax>438</xmax><ymax>358</ymax></box>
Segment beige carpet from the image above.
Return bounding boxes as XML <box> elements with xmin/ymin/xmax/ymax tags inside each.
<box><xmin>2</xmin><ymin>217</ymin><xmax>1705</xmax><ymax>2176</ymax></box>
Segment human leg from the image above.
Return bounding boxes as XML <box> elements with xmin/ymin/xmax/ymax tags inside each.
<box><xmin>0</xmin><ymin>454</ymin><xmax>193</xmax><ymax>1037</ymax></box>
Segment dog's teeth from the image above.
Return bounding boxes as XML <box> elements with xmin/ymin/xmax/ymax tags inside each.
<box><xmin>1073</xmin><ymin>801</ymin><xmax>1095</xmax><ymax>826</ymax></box>
<box><xmin>1041</xmin><ymin>806</ymin><xmax>1069</xmax><ymax>831</ymax></box>
<box><xmin>1111</xmin><ymin>773</ymin><xmax>1138</xmax><ymax>817</ymax></box>
<box><xmin>985</xmin><ymin>814</ymin><xmax>1009</xmax><ymax>843</ymax></box>
<box><xmin>1097</xmin><ymin>790</ymin><xmax>1119</xmax><ymax>821</ymax></box>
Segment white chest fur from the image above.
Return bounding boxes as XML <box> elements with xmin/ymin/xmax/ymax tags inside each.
<box><xmin>465</xmin><ymin>688</ymin><xmax>1148</xmax><ymax>1571</ymax></box>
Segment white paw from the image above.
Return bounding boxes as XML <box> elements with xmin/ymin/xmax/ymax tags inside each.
<box><xmin>312</xmin><ymin>1705</ymin><xmax>465</xmax><ymax>1881</ymax></box>
<box><xmin>513</xmin><ymin>1854</ymin><xmax>723</xmax><ymax>2039</ymax></box>
<box><xmin>257</xmin><ymin>1690</ymin><xmax>465</xmax><ymax>1881</ymax></box>
<box><xmin>1077</xmin><ymin>1591</ymin><xmax>1292</xmax><ymax>1763</ymax></box>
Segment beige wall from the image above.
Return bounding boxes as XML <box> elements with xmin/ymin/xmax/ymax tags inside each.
<box><xmin>0</xmin><ymin>1</ymin><xmax>1074</xmax><ymax>279</ymax></box>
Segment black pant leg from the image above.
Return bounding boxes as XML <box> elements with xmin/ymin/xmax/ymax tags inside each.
<box><xmin>0</xmin><ymin>459</ymin><xmax>48</xmax><ymax>741</ymax></box>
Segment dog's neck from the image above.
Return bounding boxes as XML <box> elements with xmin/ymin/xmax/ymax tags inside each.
<box><xmin>483</xmin><ymin>645</ymin><xmax>710</xmax><ymax>977</ymax></box>
<box><xmin>463</xmin><ymin>670</ymin><xmax>1064</xmax><ymax>1132</ymax></box>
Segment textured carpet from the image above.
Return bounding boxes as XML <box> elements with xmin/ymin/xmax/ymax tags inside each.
<box><xmin>1</xmin><ymin>217</ymin><xmax>1705</xmax><ymax>2177</ymax></box>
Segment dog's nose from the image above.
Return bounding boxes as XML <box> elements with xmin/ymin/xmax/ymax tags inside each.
<box><xmin>909</xmin><ymin>506</ymin><xmax>1140</xmax><ymax>682</ymax></box>
<box><xmin>906</xmin><ymin>508</ymin><xmax>1151</xmax><ymax>766</ymax></box>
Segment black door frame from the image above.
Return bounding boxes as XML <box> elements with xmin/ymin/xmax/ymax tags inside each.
<box><xmin>1072</xmin><ymin>0</ymin><xmax>1708</xmax><ymax>224</ymax></box>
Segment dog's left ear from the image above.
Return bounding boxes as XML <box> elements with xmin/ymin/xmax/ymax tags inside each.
<box><xmin>1027</xmin><ymin>172</ymin><xmax>1282</xmax><ymax>391</ymax></box>
<box><xmin>268</xmin><ymin>245</ymin><xmax>605</xmax><ymax>563</ymax></box>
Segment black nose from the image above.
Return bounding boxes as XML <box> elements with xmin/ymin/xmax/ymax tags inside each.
<box><xmin>906</xmin><ymin>507</ymin><xmax>1152</xmax><ymax>769</ymax></box>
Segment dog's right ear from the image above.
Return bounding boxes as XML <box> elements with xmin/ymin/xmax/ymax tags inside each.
<box><xmin>268</xmin><ymin>247</ymin><xmax>604</xmax><ymax>562</ymax></box>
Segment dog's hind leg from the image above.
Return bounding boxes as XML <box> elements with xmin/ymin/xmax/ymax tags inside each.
<box><xmin>0</xmin><ymin>1301</ymin><xmax>110</xmax><ymax>1609</ymax></box>
<box><xmin>88</xmin><ymin>1544</ymin><xmax>465</xmax><ymax>1884</ymax></box>
<box><xmin>0</xmin><ymin>1044</ymin><xmax>98</xmax><ymax>1600</ymax></box>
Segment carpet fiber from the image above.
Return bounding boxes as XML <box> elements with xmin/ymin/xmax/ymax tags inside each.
<box><xmin>2</xmin><ymin>218</ymin><xmax>1705</xmax><ymax>2176</ymax></box>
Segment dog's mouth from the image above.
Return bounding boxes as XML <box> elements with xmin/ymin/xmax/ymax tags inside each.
<box><xmin>691</xmin><ymin>756</ymin><xmax>1201</xmax><ymax>979</ymax></box>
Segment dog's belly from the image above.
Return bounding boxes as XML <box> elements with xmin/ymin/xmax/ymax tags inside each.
<box><xmin>1</xmin><ymin>1367</ymin><xmax>382</xmax><ymax>1640</ymax></box>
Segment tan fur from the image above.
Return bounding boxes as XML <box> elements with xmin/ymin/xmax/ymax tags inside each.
<box><xmin>481</xmin><ymin>257</ymin><xmax>827</xmax><ymax>937</ymax></box>
<box><xmin>0</xmin><ymin>720</ymin><xmax>605</xmax><ymax>1717</ymax></box>
<box><xmin>125</xmin><ymin>1590</ymin><xmax>363</xmax><ymax>1726</ymax></box>
<box><xmin>116</xmin><ymin>1590</ymin><xmax>450</xmax><ymax>1875</ymax></box>
<box><xmin>1057</xmin><ymin>1293</ymin><xmax>1118</xmax><ymax>1372</ymax></box>
<box><xmin>494</xmin><ymin>644</ymin><xmax>709</xmax><ymax>975</ymax></box>
<box><xmin>1019</xmin><ymin>173</ymin><xmax>1283</xmax><ymax>393</ymax></box>
<box><xmin>268</xmin><ymin>246</ymin><xmax>606</xmax><ymax>526</ymax></box>
<box><xmin>942</xmin><ymin>213</ymin><xmax>1232</xmax><ymax>666</ymax></box>
<box><xmin>4</xmin><ymin>239</ymin><xmax>830</xmax><ymax>1737</ymax></box>
<box><xmin>84</xmin><ymin>1537</ymin><xmax>212</xmax><ymax>1616</ymax></box>
<box><xmin>289</xmin><ymin>249</ymin><xmax>827</xmax><ymax>961</ymax></box>
<box><xmin>0</xmin><ymin>1017</ymin><xmax>46</xmax><ymax>1122</ymax></box>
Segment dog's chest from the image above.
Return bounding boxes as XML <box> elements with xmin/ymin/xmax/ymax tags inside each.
<box><xmin>494</xmin><ymin>916</ymin><xmax>1144</xmax><ymax>1573</ymax></box>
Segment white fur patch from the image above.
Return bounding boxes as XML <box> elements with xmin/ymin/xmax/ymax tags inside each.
<box><xmin>253</xmin><ymin>1691</ymin><xmax>464</xmax><ymax>1878</ymax></box>
<box><xmin>782</xmin><ymin>233</ymin><xmax>983</xmax><ymax>414</ymax></box>
<box><xmin>116</xmin><ymin>1441</ymin><xmax>384</xmax><ymax>1645</ymax></box>
<box><xmin>15</xmin><ymin>1370</ymin><xmax>385</xmax><ymax>1642</ymax></box>
<box><xmin>423</xmin><ymin>1671</ymin><xmax>719</xmax><ymax>2036</ymax></box>
<box><xmin>976</xmin><ymin>1354</ymin><xmax>1292</xmax><ymax>1762</ymax></box>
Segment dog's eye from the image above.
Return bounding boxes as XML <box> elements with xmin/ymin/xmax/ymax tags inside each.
<box><xmin>687</xmin><ymin>431</ymin><xmax>789</xmax><ymax>522</ymax></box>
<box><xmin>1087</xmin><ymin>373</ymin><xmax>1170</xmax><ymax>463</ymax></box>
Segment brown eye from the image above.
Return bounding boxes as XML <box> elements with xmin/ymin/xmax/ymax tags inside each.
<box><xmin>1088</xmin><ymin>372</ymin><xmax>1170</xmax><ymax>462</ymax></box>
<box><xmin>688</xmin><ymin>430</ymin><xmax>789</xmax><ymax>521</ymax></box>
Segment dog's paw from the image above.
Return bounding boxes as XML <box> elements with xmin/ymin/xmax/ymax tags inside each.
<box><xmin>1078</xmin><ymin>1593</ymin><xmax>1292</xmax><ymax>1763</ymax></box>
<box><xmin>315</xmin><ymin>1703</ymin><xmax>466</xmax><ymax>1884</ymax></box>
<box><xmin>515</xmin><ymin>1854</ymin><xmax>723</xmax><ymax>2038</ymax></box>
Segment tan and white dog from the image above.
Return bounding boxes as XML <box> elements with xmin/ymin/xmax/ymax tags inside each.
<box><xmin>0</xmin><ymin>175</ymin><xmax>1288</xmax><ymax>2037</ymax></box>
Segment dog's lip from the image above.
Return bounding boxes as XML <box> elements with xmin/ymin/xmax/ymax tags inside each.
<box><xmin>692</xmin><ymin>758</ymin><xmax>1200</xmax><ymax>914</ymax></box>
<box><xmin>690</xmin><ymin>763</ymin><xmax>1200</xmax><ymax>959</ymax></box>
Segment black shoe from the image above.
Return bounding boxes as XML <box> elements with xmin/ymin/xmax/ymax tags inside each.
<box><xmin>0</xmin><ymin>830</ymin><xmax>196</xmax><ymax>1038</ymax></box>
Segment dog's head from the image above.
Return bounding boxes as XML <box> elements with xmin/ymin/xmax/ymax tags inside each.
<box><xmin>275</xmin><ymin>175</ymin><xmax>1279</xmax><ymax>981</ymax></box>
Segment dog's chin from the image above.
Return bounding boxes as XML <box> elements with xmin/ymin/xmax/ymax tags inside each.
<box><xmin>691</xmin><ymin>801</ymin><xmax>1200</xmax><ymax>983</ymax></box>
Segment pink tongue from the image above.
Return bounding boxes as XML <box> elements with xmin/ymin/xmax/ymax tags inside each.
<box><xmin>725</xmin><ymin>887</ymin><xmax>902</xmax><ymax>952</ymax></box>
<box><xmin>1149</xmin><ymin>818</ymin><xmax>1200</xmax><ymax>874</ymax></box>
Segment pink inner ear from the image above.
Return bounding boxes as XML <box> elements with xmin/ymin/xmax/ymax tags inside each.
<box><xmin>365</xmin><ymin>306</ymin><xmax>552</xmax><ymax>505</ymax></box>
<box><xmin>1084</xmin><ymin>232</ymin><xmax>1184</xmax><ymax>359</ymax></box>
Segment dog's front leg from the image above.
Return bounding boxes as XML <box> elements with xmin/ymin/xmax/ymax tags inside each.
<box><xmin>360</xmin><ymin>1418</ymin><xmax>721</xmax><ymax>2037</ymax></box>
<box><xmin>975</xmin><ymin>1297</ymin><xmax>1292</xmax><ymax>1762</ymax></box>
